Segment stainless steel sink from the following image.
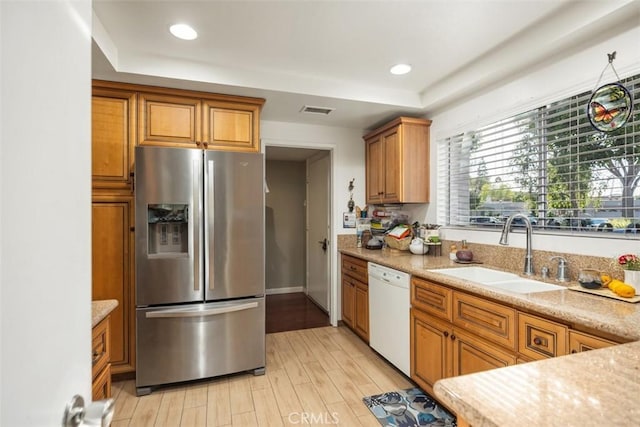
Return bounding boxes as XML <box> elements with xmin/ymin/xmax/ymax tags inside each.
<box><xmin>428</xmin><ymin>266</ymin><xmax>564</xmax><ymax>294</ymax></box>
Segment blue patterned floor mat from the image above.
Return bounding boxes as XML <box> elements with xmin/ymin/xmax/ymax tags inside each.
<box><xmin>362</xmin><ymin>387</ymin><xmax>457</xmax><ymax>427</ymax></box>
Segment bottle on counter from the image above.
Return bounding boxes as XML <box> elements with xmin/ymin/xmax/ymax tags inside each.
<box><xmin>449</xmin><ymin>244</ymin><xmax>457</xmax><ymax>260</ymax></box>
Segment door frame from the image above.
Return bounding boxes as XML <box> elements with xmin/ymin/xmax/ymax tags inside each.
<box><xmin>263</xmin><ymin>139</ymin><xmax>336</xmax><ymax>326</ymax></box>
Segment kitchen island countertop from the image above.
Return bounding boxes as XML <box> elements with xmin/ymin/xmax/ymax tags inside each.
<box><xmin>434</xmin><ymin>340</ymin><xmax>640</xmax><ymax>427</ymax></box>
<box><xmin>92</xmin><ymin>299</ymin><xmax>118</xmax><ymax>327</ymax></box>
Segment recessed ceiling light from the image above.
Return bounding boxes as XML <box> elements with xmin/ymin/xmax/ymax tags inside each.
<box><xmin>169</xmin><ymin>24</ymin><xmax>198</xmax><ymax>40</ymax></box>
<box><xmin>390</xmin><ymin>64</ymin><xmax>411</xmax><ymax>75</ymax></box>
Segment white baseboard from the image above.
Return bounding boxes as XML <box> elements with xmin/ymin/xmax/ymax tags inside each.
<box><xmin>266</xmin><ymin>286</ymin><xmax>304</xmax><ymax>295</ymax></box>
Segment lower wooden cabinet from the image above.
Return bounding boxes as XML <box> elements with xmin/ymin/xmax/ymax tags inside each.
<box><xmin>92</xmin><ymin>316</ymin><xmax>112</xmax><ymax>400</ymax></box>
<box><xmin>342</xmin><ymin>275</ymin><xmax>356</xmax><ymax>328</ymax></box>
<box><xmin>411</xmin><ymin>308</ymin><xmax>451</xmax><ymax>393</ymax></box>
<box><xmin>409</xmin><ymin>274</ymin><xmax>628</xmax><ymax>396</ymax></box>
<box><xmin>411</xmin><ymin>306</ymin><xmax>517</xmax><ymax>395</ymax></box>
<box><xmin>569</xmin><ymin>330</ymin><xmax>617</xmax><ymax>353</ymax></box>
<box><xmin>341</xmin><ymin>254</ymin><xmax>369</xmax><ymax>342</ymax></box>
<box><xmin>354</xmin><ymin>281</ymin><xmax>369</xmax><ymax>341</ymax></box>
<box><xmin>452</xmin><ymin>328</ymin><xmax>517</xmax><ymax>376</ymax></box>
<box><xmin>518</xmin><ymin>312</ymin><xmax>567</xmax><ymax>360</ymax></box>
<box><xmin>92</xmin><ymin>195</ymin><xmax>135</xmax><ymax>375</ymax></box>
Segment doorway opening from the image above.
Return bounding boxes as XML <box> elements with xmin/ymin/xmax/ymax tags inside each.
<box><xmin>264</xmin><ymin>145</ymin><xmax>332</xmax><ymax>333</ymax></box>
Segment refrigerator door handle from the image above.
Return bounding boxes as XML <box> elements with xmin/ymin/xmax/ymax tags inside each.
<box><xmin>206</xmin><ymin>159</ymin><xmax>215</xmax><ymax>291</ymax></box>
<box><xmin>193</xmin><ymin>158</ymin><xmax>202</xmax><ymax>292</ymax></box>
<box><xmin>145</xmin><ymin>301</ymin><xmax>259</xmax><ymax>319</ymax></box>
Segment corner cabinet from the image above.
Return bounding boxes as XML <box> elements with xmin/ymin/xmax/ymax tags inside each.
<box><xmin>341</xmin><ymin>254</ymin><xmax>369</xmax><ymax>342</ymax></box>
<box><xmin>364</xmin><ymin>117</ymin><xmax>431</xmax><ymax>204</ymax></box>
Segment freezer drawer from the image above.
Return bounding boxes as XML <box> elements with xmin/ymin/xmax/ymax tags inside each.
<box><xmin>136</xmin><ymin>298</ymin><xmax>265</xmax><ymax>393</ymax></box>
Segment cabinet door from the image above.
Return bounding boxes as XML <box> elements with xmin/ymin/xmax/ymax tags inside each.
<box><xmin>365</xmin><ymin>136</ymin><xmax>384</xmax><ymax>204</ymax></box>
<box><xmin>202</xmin><ymin>100</ymin><xmax>260</xmax><ymax>152</ymax></box>
<box><xmin>410</xmin><ymin>308</ymin><xmax>452</xmax><ymax>394</ymax></box>
<box><xmin>341</xmin><ymin>274</ymin><xmax>356</xmax><ymax>328</ymax></box>
<box><xmin>138</xmin><ymin>93</ymin><xmax>202</xmax><ymax>148</ymax></box>
<box><xmin>381</xmin><ymin>126</ymin><xmax>401</xmax><ymax>203</ymax></box>
<box><xmin>569</xmin><ymin>330</ymin><xmax>617</xmax><ymax>354</ymax></box>
<box><xmin>92</xmin><ymin>195</ymin><xmax>135</xmax><ymax>374</ymax></box>
<box><xmin>452</xmin><ymin>328</ymin><xmax>517</xmax><ymax>377</ymax></box>
<box><xmin>354</xmin><ymin>280</ymin><xmax>369</xmax><ymax>342</ymax></box>
<box><xmin>92</xmin><ymin>88</ymin><xmax>136</xmax><ymax>191</ymax></box>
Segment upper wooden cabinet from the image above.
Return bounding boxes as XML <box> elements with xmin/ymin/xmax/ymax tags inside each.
<box><xmin>138</xmin><ymin>92</ymin><xmax>202</xmax><ymax>148</ymax></box>
<box><xmin>138</xmin><ymin>89</ymin><xmax>263</xmax><ymax>152</ymax></box>
<box><xmin>364</xmin><ymin>117</ymin><xmax>431</xmax><ymax>204</ymax></box>
<box><xmin>92</xmin><ymin>80</ymin><xmax>265</xmax><ymax>152</ymax></box>
<box><xmin>201</xmin><ymin>100</ymin><xmax>261</xmax><ymax>151</ymax></box>
<box><xmin>92</xmin><ymin>87</ymin><xmax>136</xmax><ymax>191</ymax></box>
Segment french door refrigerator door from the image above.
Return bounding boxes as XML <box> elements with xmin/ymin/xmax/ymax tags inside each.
<box><xmin>204</xmin><ymin>151</ymin><xmax>264</xmax><ymax>301</ymax></box>
<box><xmin>135</xmin><ymin>146</ymin><xmax>204</xmax><ymax>306</ymax></box>
<box><xmin>136</xmin><ymin>297</ymin><xmax>265</xmax><ymax>393</ymax></box>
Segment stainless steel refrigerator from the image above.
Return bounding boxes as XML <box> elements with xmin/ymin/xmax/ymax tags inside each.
<box><xmin>134</xmin><ymin>146</ymin><xmax>265</xmax><ymax>396</ymax></box>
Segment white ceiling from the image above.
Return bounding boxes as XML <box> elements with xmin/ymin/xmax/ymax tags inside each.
<box><xmin>92</xmin><ymin>0</ymin><xmax>638</xmax><ymax>131</ymax></box>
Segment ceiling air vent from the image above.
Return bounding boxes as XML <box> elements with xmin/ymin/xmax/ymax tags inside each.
<box><xmin>300</xmin><ymin>105</ymin><xmax>335</xmax><ymax>115</ymax></box>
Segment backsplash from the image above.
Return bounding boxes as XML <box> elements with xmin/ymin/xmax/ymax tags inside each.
<box><xmin>337</xmin><ymin>234</ymin><xmax>626</xmax><ymax>282</ymax></box>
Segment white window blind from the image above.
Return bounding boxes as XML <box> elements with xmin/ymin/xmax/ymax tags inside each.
<box><xmin>438</xmin><ymin>73</ymin><xmax>640</xmax><ymax>236</ymax></box>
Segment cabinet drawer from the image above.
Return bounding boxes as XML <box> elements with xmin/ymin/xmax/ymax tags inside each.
<box><xmin>92</xmin><ymin>317</ymin><xmax>110</xmax><ymax>380</ymax></box>
<box><xmin>92</xmin><ymin>364</ymin><xmax>111</xmax><ymax>401</ymax></box>
<box><xmin>411</xmin><ymin>277</ymin><xmax>452</xmax><ymax>321</ymax></box>
<box><xmin>569</xmin><ymin>330</ymin><xmax>616</xmax><ymax>354</ymax></box>
<box><xmin>341</xmin><ymin>254</ymin><xmax>368</xmax><ymax>283</ymax></box>
<box><xmin>453</xmin><ymin>292</ymin><xmax>516</xmax><ymax>350</ymax></box>
<box><xmin>518</xmin><ymin>313</ymin><xmax>567</xmax><ymax>360</ymax></box>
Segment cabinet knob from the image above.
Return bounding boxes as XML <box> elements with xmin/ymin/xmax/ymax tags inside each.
<box><xmin>571</xmin><ymin>349</ymin><xmax>578</xmax><ymax>354</ymax></box>
<box><xmin>450</xmin><ymin>334</ymin><xmax>456</xmax><ymax>341</ymax></box>
<box><xmin>130</xmin><ymin>226</ymin><xmax>135</xmax><ymax>232</ymax></box>
<box><xmin>443</xmin><ymin>331</ymin><xmax>449</xmax><ymax>338</ymax></box>
<box><xmin>533</xmin><ymin>337</ymin><xmax>542</xmax><ymax>346</ymax></box>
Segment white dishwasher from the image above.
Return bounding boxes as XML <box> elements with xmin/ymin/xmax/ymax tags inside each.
<box><xmin>368</xmin><ymin>262</ymin><xmax>411</xmax><ymax>376</ymax></box>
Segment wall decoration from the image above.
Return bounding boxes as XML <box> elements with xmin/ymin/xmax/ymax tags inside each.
<box><xmin>587</xmin><ymin>52</ymin><xmax>633</xmax><ymax>132</ymax></box>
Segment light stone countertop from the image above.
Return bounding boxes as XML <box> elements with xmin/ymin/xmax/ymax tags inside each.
<box><xmin>434</xmin><ymin>341</ymin><xmax>640</xmax><ymax>427</ymax></box>
<box><xmin>92</xmin><ymin>299</ymin><xmax>118</xmax><ymax>327</ymax></box>
<box><xmin>340</xmin><ymin>247</ymin><xmax>640</xmax><ymax>427</ymax></box>
<box><xmin>339</xmin><ymin>247</ymin><xmax>640</xmax><ymax>341</ymax></box>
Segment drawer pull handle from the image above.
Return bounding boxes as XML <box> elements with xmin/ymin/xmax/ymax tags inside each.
<box><xmin>92</xmin><ymin>350</ymin><xmax>104</xmax><ymax>366</ymax></box>
<box><xmin>350</xmin><ymin>266</ymin><xmax>357</xmax><ymax>271</ymax></box>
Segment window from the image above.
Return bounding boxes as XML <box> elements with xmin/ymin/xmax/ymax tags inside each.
<box><xmin>439</xmin><ymin>73</ymin><xmax>640</xmax><ymax>236</ymax></box>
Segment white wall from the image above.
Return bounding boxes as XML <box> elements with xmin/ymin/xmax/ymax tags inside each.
<box><xmin>1</xmin><ymin>1</ymin><xmax>92</xmax><ymax>424</ymax></box>
<box><xmin>262</xmin><ymin>121</ymin><xmax>365</xmax><ymax>325</ymax></box>
<box><xmin>418</xmin><ymin>21</ymin><xmax>640</xmax><ymax>259</ymax></box>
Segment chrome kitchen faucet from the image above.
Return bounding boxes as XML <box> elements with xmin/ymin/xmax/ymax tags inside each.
<box><xmin>499</xmin><ymin>213</ymin><xmax>534</xmax><ymax>276</ymax></box>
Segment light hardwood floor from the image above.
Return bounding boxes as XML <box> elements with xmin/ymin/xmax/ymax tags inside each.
<box><xmin>110</xmin><ymin>326</ymin><xmax>414</xmax><ymax>426</ymax></box>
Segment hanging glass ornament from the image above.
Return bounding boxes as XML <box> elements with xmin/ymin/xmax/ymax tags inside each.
<box><xmin>587</xmin><ymin>52</ymin><xmax>633</xmax><ymax>132</ymax></box>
